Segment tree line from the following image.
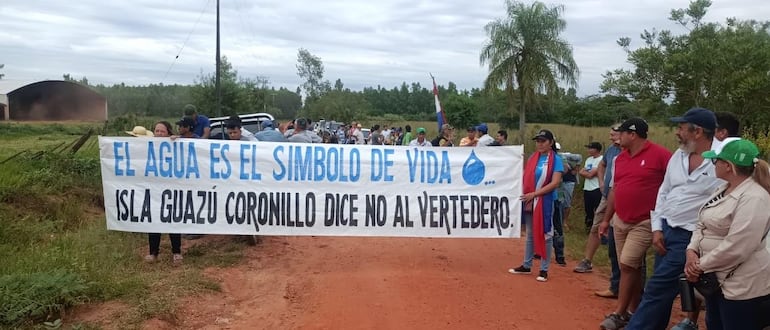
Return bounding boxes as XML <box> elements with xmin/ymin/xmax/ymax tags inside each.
<box><xmin>50</xmin><ymin>0</ymin><xmax>770</xmax><ymax>138</ymax></box>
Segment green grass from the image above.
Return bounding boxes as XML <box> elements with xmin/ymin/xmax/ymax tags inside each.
<box><xmin>0</xmin><ymin>122</ymin><xmax>247</xmax><ymax>329</ymax></box>
<box><xmin>563</xmin><ymin>188</ymin><xmax>657</xmax><ymax>279</ymax></box>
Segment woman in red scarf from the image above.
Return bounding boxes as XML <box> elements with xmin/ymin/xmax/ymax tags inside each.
<box><xmin>509</xmin><ymin>129</ymin><xmax>564</xmax><ymax>282</ymax></box>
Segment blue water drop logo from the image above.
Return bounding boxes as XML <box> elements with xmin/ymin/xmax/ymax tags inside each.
<box><xmin>462</xmin><ymin>150</ymin><xmax>486</xmax><ymax>185</ymax></box>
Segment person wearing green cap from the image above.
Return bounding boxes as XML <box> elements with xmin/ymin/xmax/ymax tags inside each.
<box><xmin>408</xmin><ymin>127</ymin><xmax>431</xmax><ymax>147</ymax></box>
<box><xmin>685</xmin><ymin>139</ymin><xmax>770</xmax><ymax>330</ymax></box>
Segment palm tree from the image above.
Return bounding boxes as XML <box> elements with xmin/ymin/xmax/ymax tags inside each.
<box><xmin>480</xmin><ymin>0</ymin><xmax>579</xmax><ymax>143</ymax></box>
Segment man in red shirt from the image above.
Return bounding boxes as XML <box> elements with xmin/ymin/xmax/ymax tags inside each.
<box><xmin>597</xmin><ymin>118</ymin><xmax>672</xmax><ymax>330</ymax></box>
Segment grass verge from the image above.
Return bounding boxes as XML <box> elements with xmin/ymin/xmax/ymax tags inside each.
<box><xmin>0</xmin><ymin>123</ymin><xmax>247</xmax><ymax>329</ymax></box>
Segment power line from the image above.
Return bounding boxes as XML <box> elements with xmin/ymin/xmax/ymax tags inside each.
<box><xmin>162</xmin><ymin>0</ymin><xmax>213</xmax><ymax>83</ymax></box>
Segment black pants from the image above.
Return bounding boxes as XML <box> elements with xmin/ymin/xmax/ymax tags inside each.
<box><xmin>583</xmin><ymin>188</ymin><xmax>602</xmax><ymax>230</ymax></box>
<box><xmin>552</xmin><ymin>200</ymin><xmax>565</xmax><ymax>262</ymax></box>
<box><xmin>148</xmin><ymin>233</ymin><xmax>182</xmax><ymax>256</ymax></box>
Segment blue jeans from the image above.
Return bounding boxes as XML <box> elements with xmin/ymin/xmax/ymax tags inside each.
<box><xmin>522</xmin><ymin>212</ymin><xmax>552</xmax><ymax>271</ymax></box>
<box><xmin>608</xmin><ymin>225</ymin><xmax>621</xmax><ymax>294</ymax></box>
<box><xmin>705</xmin><ymin>292</ymin><xmax>770</xmax><ymax>329</ymax></box>
<box><xmin>626</xmin><ymin>220</ymin><xmax>691</xmax><ymax>330</ymax></box>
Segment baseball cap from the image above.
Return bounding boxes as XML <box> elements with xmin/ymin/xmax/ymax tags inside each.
<box><xmin>532</xmin><ymin>129</ymin><xmax>555</xmax><ymax>141</ymax></box>
<box><xmin>416</xmin><ymin>127</ymin><xmax>427</xmax><ymax>134</ymax></box>
<box><xmin>441</xmin><ymin>124</ymin><xmax>454</xmax><ymax>131</ymax></box>
<box><xmin>176</xmin><ymin>116</ymin><xmax>196</xmax><ymax>128</ymax></box>
<box><xmin>476</xmin><ymin>123</ymin><xmax>488</xmax><ymax>134</ymax></box>
<box><xmin>261</xmin><ymin>120</ymin><xmax>274</xmax><ymax>130</ymax></box>
<box><xmin>702</xmin><ymin>139</ymin><xmax>759</xmax><ymax>167</ymax></box>
<box><xmin>670</xmin><ymin>107</ymin><xmax>717</xmax><ymax>130</ymax></box>
<box><xmin>183</xmin><ymin>104</ymin><xmax>197</xmax><ymax>116</ymax></box>
<box><xmin>616</xmin><ymin>118</ymin><xmax>649</xmax><ymax>137</ymax></box>
<box><xmin>585</xmin><ymin>142</ymin><xmax>603</xmax><ymax>151</ymax></box>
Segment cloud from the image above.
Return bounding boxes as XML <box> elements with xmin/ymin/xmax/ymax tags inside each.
<box><xmin>1</xmin><ymin>0</ymin><xmax>768</xmax><ymax>96</ymax></box>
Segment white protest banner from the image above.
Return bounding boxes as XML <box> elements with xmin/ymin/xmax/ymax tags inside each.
<box><xmin>99</xmin><ymin>137</ymin><xmax>523</xmax><ymax>238</ymax></box>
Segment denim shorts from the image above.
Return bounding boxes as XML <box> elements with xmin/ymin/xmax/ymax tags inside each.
<box><xmin>559</xmin><ymin>181</ymin><xmax>575</xmax><ymax>207</ymax></box>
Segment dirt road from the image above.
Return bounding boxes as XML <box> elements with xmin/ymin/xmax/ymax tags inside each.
<box><xmin>76</xmin><ymin>235</ymin><xmax>691</xmax><ymax>329</ymax></box>
<box><xmin>176</xmin><ymin>236</ymin><xmax>625</xmax><ymax>329</ymax></box>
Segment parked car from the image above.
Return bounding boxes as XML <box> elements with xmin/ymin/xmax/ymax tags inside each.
<box><xmin>209</xmin><ymin>112</ymin><xmax>275</xmax><ymax>140</ymax></box>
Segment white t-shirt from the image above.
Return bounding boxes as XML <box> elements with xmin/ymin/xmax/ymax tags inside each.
<box><xmin>711</xmin><ymin>137</ymin><xmax>740</xmax><ymax>154</ymax></box>
<box><xmin>477</xmin><ymin>134</ymin><xmax>495</xmax><ymax>146</ymax></box>
<box><xmin>409</xmin><ymin>138</ymin><xmax>432</xmax><ymax>147</ymax></box>
<box><xmin>583</xmin><ymin>155</ymin><xmax>603</xmax><ymax>191</ymax></box>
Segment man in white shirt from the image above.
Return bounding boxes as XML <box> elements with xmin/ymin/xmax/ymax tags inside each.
<box><xmin>624</xmin><ymin>108</ymin><xmax>722</xmax><ymax>330</ymax></box>
<box><xmin>351</xmin><ymin>123</ymin><xmax>365</xmax><ymax>145</ymax></box>
<box><xmin>580</xmin><ymin>142</ymin><xmax>604</xmax><ymax>232</ymax></box>
<box><xmin>408</xmin><ymin>127</ymin><xmax>432</xmax><ymax>147</ymax></box>
<box><xmin>711</xmin><ymin>111</ymin><xmax>741</xmax><ymax>154</ymax></box>
<box><xmin>475</xmin><ymin>123</ymin><xmax>494</xmax><ymax>146</ymax></box>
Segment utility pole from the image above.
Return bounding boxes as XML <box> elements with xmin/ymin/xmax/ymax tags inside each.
<box><xmin>215</xmin><ymin>0</ymin><xmax>221</xmax><ymax>117</ymax></box>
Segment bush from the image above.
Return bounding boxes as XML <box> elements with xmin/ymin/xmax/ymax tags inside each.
<box><xmin>0</xmin><ymin>270</ymin><xmax>89</xmax><ymax>326</ymax></box>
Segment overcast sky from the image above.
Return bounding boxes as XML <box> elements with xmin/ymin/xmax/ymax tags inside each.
<box><xmin>1</xmin><ymin>0</ymin><xmax>768</xmax><ymax>95</ymax></box>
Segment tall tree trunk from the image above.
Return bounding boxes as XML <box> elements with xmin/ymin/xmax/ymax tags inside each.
<box><xmin>505</xmin><ymin>79</ymin><xmax>515</xmax><ymax>139</ymax></box>
<box><xmin>518</xmin><ymin>85</ymin><xmax>526</xmax><ymax>145</ymax></box>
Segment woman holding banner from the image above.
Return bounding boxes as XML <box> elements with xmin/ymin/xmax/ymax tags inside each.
<box><xmin>144</xmin><ymin>121</ymin><xmax>184</xmax><ymax>265</ymax></box>
<box><xmin>509</xmin><ymin>129</ymin><xmax>564</xmax><ymax>282</ymax></box>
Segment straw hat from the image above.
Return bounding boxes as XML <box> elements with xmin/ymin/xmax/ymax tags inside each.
<box><xmin>126</xmin><ymin>126</ymin><xmax>154</xmax><ymax>137</ymax></box>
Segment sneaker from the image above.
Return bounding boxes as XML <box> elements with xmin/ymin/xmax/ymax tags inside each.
<box><xmin>144</xmin><ymin>254</ymin><xmax>157</xmax><ymax>263</ymax></box>
<box><xmin>508</xmin><ymin>265</ymin><xmax>531</xmax><ymax>274</ymax></box>
<box><xmin>172</xmin><ymin>253</ymin><xmax>183</xmax><ymax>265</ymax></box>
<box><xmin>556</xmin><ymin>258</ymin><xmax>567</xmax><ymax>267</ymax></box>
<box><xmin>536</xmin><ymin>271</ymin><xmax>548</xmax><ymax>282</ymax></box>
<box><xmin>599</xmin><ymin>313</ymin><xmax>629</xmax><ymax>330</ymax></box>
<box><xmin>573</xmin><ymin>259</ymin><xmax>593</xmax><ymax>273</ymax></box>
<box><xmin>671</xmin><ymin>318</ymin><xmax>698</xmax><ymax>330</ymax></box>
<box><xmin>594</xmin><ymin>289</ymin><xmax>618</xmax><ymax>299</ymax></box>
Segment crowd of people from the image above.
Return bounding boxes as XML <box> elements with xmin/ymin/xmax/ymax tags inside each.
<box><xmin>124</xmin><ymin>106</ymin><xmax>514</xmax><ymax>266</ymax></box>
<box><xmin>510</xmin><ymin>108</ymin><xmax>770</xmax><ymax>330</ymax></box>
<box><xmin>124</xmin><ymin>105</ymin><xmax>770</xmax><ymax>329</ymax></box>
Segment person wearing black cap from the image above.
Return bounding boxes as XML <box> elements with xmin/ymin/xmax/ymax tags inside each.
<box><xmin>183</xmin><ymin>104</ymin><xmax>211</xmax><ymax>139</ymax></box>
<box><xmin>624</xmin><ymin>108</ymin><xmax>723</xmax><ymax>330</ymax></box>
<box><xmin>597</xmin><ymin>118</ymin><xmax>672</xmax><ymax>329</ymax></box>
<box><xmin>509</xmin><ymin>129</ymin><xmax>563</xmax><ymax>282</ymax></box>
<box><xmin>579</xmin><ymin>142</ymin><xmax>604</xmax><ymax>232</ymax></box>
<box><xmin>175</xmin><ymin>116</ymin><xmax>199</xmax><ymax>138</ymax></box>
<box><xmin>175</xmin><ymin>116</ymin><xmax>201</xmax><ymax>240</ymax></box>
